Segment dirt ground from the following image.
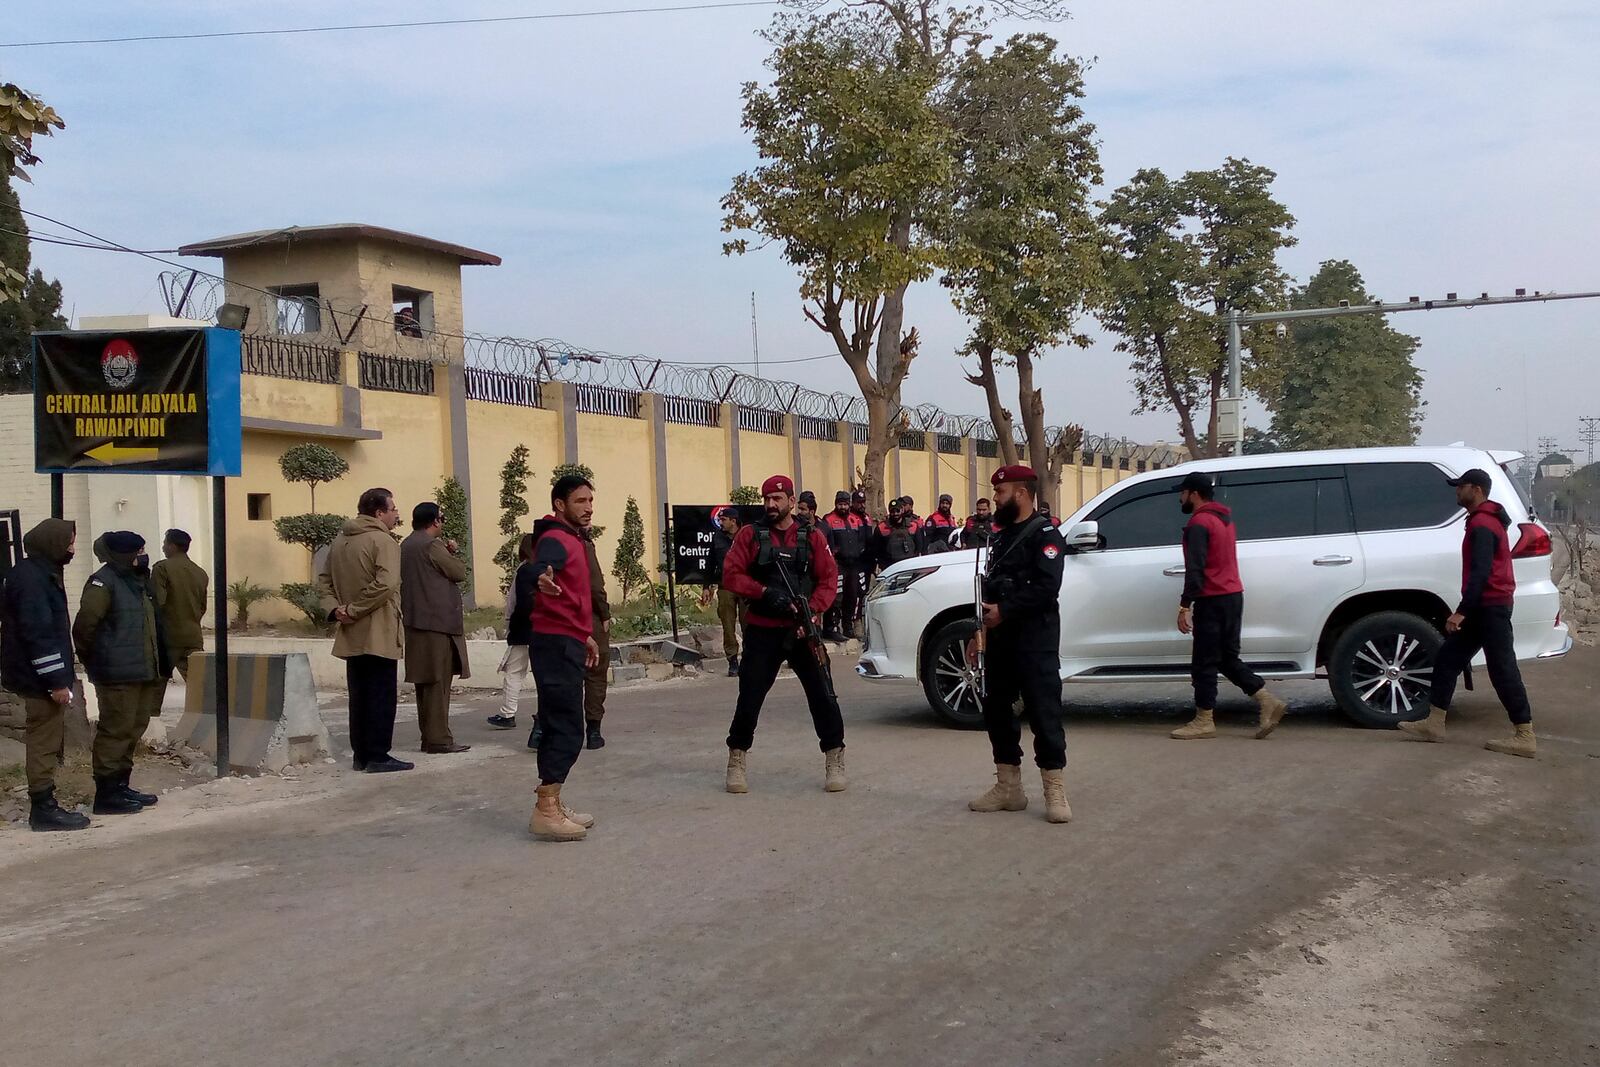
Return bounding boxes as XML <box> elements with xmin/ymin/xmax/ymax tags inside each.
<box><xmin>2</xmin><ymin>647</ymin><xmax>1595</xmax><ymax>1067</ymax></box>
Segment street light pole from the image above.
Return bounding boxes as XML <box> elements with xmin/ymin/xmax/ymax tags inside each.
<box><xmin>1222</xmin><ymin>288</ymin><xmax>1600</xmax><ymax>457</ymax></box>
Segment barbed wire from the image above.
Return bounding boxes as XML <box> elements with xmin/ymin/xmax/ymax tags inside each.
<box><xmin>158</xmin><ymin>268</ymin><xmax>1170</xmax><ymax>456</ymax></box>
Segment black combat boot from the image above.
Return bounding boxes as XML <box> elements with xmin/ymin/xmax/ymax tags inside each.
<box><xmin>29</xmin><ymin>788</ymin><xmax>91</xmax><ymax>832</ymax></box>
<box><xmin>93</xmin><ymin>776</ymin><xmax>144</xmax><ymax>815</ymax></box>
<box><xmin>726</xmin><ymin>654</ymin><xmax>740</xmax><ymax>678</ymax></box>
<box><xmin>119</xmin><ymin>770</ymin><xmax>159</xmax><ymax>807</ymax></box>
<box><xmin>526</xmin><ymin>715</ymin><xmax>542</xmax><ymax>751</ymax></box>
<box><xmin>586</xmin><ymin>721</ymin><xmax>606</xmax><ymax>750</ymax></box>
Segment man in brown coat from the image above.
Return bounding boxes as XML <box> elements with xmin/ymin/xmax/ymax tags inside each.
<box><xmin>151</xmin><ymin>528</ymin><xmax>207</xmax><ymax>681</ymax></box>
<box><xmin>582</xmin><ymin>526</ymin><xmax>613</xmax><ymax>750</ymax></box>
<box><xmin>317</xmin><ymin>487</ymin><xmax>411</xmax><ymax>773</ymax></box>
<box><xmin>401</xmin><ymin>502</ymin><xmax>471</xmax><ymax>754</ymax></box>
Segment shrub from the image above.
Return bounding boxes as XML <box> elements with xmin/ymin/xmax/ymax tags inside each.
<box><xmin>273</xmin><ymin>513</ymin><xmax>347</xmax><ymax>555</ymax></box>
<box><xmin>278</xmin><ymin>582</ymin><xmax>327</xmax><ymax>629</ymax></box>
<box><xmin>278</xmin><ymin>443</ymin><xmax>349</xmax><ymax>513</ymax></box>
<box><xmin>434</xmin><ymin>476</ymin><xmax>472</xmax><ymax>589</ymax></box>
<box><xmin>226</xmin><ymin>580</ymin><xmax>276</xmax><ymax>630</ymax></box>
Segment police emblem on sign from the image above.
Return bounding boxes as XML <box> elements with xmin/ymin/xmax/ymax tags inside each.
<box><xmin>100</xmin><ymin>338</ymin><xmax>139</xmax><ymax>390</ymax></box>
<box><xmin>1042</xmin><ymin>544</ymin><xmax>1060</xmax><ymax>560</ymax></box>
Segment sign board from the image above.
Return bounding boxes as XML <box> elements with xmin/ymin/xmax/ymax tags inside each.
<box><xmin>670</xmin><ymin>504</ymin><xmax>766</xmax><ymax>584</ymax></box>
<box><xmin>32</xmin><ymin>327</ymin><xmax>242</xmax><ymax>476</ymax></box>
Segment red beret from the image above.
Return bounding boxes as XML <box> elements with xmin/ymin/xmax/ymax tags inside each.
<box><xmin>761</xmin><ymin>475</ymin><xmax>794</xmax><ymax>496</ymax></box>
<box><xmin>991</xmin><ymin>465</ymin><xmax>1037</xmax><ymax>486</ymax></box>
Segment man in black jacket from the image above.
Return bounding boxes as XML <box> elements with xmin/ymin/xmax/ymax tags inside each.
<box><xmin>0</xmin><ymin>518</ymin><xmax>91</xmax><ymax>832</ymax></box>
<box><xmin>74</xmin><ymin>530</ymin><xmax>171</xmax><ymax>815</ymax></box>
<box><xmin>706</xmin><ymin>508</ymin><xmax>742</xmax><ymax>676</ymax></box>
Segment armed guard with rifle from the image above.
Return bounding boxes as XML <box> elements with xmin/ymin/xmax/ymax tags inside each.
<box><xmin>718</xmin><ymin>474</ymin><xmax>847</xmax><ymax>795</ymax></box>
<box><xmin>966</xmin><ymin>465</ymin><xmax>1071</xmax><ymax>824</ymax></box>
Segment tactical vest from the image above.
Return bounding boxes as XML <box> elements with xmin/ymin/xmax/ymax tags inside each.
<box><xmin>879</xmin><ymin>522</ymin><xmax>918</xmax><ymax>564</ymax></box>
<box><xmin>748</xmin><ymin>523</ymin><xmax>815</xmax><ymax>619</ymax></box>
<box><xmin>86</xmin><ymin>565</ymin><xmax>158</xmax><ymax>685</ymax></box>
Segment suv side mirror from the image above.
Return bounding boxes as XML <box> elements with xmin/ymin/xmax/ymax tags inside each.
<box><xmin>1064</xmin><ymin>521</ymin><xmax>1100</xmax><ymax>550</ymax></box>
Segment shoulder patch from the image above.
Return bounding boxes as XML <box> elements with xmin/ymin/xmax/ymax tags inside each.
<box><xmin>90</xmin><ymin>578</ymin><xmax>106</xmax><ymax>587</ymax></box>
<box><xmin>1042</xmin><ymin>544</ymin><xmax>1060</xmax><ymax>560</ymax></box>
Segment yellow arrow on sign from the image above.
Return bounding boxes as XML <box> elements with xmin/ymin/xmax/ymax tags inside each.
<box><xmin>84</xmin><ymin>442</ymin><xmax>160</xmax><ymax>464</ymax></box>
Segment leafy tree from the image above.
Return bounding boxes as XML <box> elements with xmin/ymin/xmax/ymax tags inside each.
<box><xmin>492</xmin><ymin>444</ymin><xmax>533</xmax><ymax>593</ymax></box>
<box><xmin>433</xmin><ymin>475</ymin><xmax>472</xmax><ymax>591</ymax></box>
<box><xmin>612</xmin><ymin>496</ymin><xmax>650</xmax><ymax>601</ymax></box>
<box><xmin>1</xmin><ymin>81</ymin><xmax>64</xmax><ymax>310</ymax></box>
<box><xmin>1241</xmin><ymin>426</ymin><xmax>1282</xmax><ymax>455</ymax></box>
<box><xmin>1101</xmin><ymin>158</ymin><xmax>1297</xmax><ymax>458</ymax></box>
<box><xmin>1266</xmin><ymin>260</ymin><xmax>1423</xmax><ymax>450</ymax></box>
<box><xmin>942</xmin><ymin>33</ymin><xmax>1102</xmax><ymax>496</ymax></box>
<box><xmin>0</xmin><ymin>170</ymin><xmax>67</xmax><ymax>393</ymax></box>
<box><xmin>272</xmin><ymin>513</ymin><xmax>347</xmax><ymax>555</ymax></box>
<box><xmin>278</xmin><ymin>443</ymin><xmax>349</xmax><ymax>513</ymax></box>
<box><xmin>226</xmin><ymin>580</ymin><xmax>276</xmax><ymax>630</ymax></box>
<box><xmin>729</xmin><ymin>485</ymin><xmax>761</xmax><ymax>505</ymax></box>
<box><xmin>723</xmin><ymin>11</ymin><xmax>953</xmax><ymax>517</ymax></box>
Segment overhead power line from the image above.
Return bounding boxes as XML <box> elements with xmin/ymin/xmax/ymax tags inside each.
<box><xmin>0</xmin><ymin>2</ymin><xmax>780</xmax><ymax>49</ymax></box>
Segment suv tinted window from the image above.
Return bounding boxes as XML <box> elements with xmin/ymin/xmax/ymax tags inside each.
<box><xmin>1346</xmin><ymin>463</ymin><xmax>1462</xmax><ymax>532</ymax></box>
<box><xmin>1215</xmin><ymin>468</ymin><xmax>1354</xmax><ymax>540</ymax></box>
<box><xmin>1089</xmin><ymin>476</ymin><xmax>1183</xmax><ymax>550</ymax></box>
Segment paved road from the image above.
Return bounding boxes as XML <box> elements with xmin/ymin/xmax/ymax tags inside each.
<box><xmin>4</xmin><ymin>651</ymin><xmax>1597</xmax><ymax>1066</ymax></box>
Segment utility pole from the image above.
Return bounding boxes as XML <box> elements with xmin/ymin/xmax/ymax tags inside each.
<box><xmin>1223</xmin><ymin>287</ymin><xmax>1600</xmax><ymax>456</ymax></box>
<box><xmin>1580</xmin><ymin>417</ymin><xmax>1600</xmax><ymax>464</ymax></box>
<box><xmin>750</xmin><ymin>291</ymin><xmax>761</xmax><ymax>379</ymax></box>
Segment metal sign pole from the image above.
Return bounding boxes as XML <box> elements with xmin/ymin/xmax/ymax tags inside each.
<box><xmin>211</xmin><ymin>475</ymin><xmax>230</xmax><ymax>777</ymax></box>
<box><xmin>663</xmin><ymin>502</ymin><xmax>679</xmax><ymax>642</ymax></box>
<box><xmin>49</xmin><ymin>474</ymin><xmax>64</xmax><ymax>519</ymax></box>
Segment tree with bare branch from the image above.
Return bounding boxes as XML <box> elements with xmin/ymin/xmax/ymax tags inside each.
<box><xmin>942</xmin><ymin>33</ymin><xmax>1103</xmax><ymax>500</ymax></box>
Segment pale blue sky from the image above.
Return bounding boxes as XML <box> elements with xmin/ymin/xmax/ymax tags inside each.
<box><xmin>6</xmin><ymin>1</ymin><xmax>1599</xmax><ymax>453</ymax></box>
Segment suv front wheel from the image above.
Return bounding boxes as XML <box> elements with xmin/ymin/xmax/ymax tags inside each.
<box><xmin>921</xmin><ymin>619</ymin><xmax>985</xmax><ymax>728</ymax></box>
<box><xmin>1326</xmin><ymin>611</ymin><xmax>1442</xmax><ymax>728</ymax></box>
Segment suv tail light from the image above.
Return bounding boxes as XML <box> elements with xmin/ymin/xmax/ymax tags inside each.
<box><xmin>1512</xmin><ymin>523</ymin><xmax>1551</xmax><ymax>558</ymax></box>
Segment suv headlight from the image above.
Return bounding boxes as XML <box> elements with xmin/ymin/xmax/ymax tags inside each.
<box><xmin>867</xmin><ymin>566</ymin><xmax>939</xmax><ymax>601</ymax></box>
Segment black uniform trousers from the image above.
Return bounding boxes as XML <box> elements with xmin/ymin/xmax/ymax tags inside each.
<box><xmin>727</xmin><ymin>623</ymin><xmax>845</xmax><ymax>753</ymax></box>
<box><xmin>826</xmin><ymin>563</ymin><xmax>866</xmax><ymax>635</ymax></box>
<box><xmin>531</xmin><ymin>633</ymin><xmax>587</xmax><ymax>784</ymax></box>
<box><xmin>981</xmin><ymin>634</ymin><xmax>1067</xmax><ymax>771</ymax></box>
<box><xmin>345</xmin><ymin>654</ymin><xmax>399</xmax><ymax>763</ymax></box>
<box><xmin>1426</xmin><ymin>604</ymin><xmax>1532</xmax><ymax>725</ymax></box>
<box><xmin>1190</xmin><ymin>592</ymin><xmax>1263</xmax><ymax>709</ymax></box>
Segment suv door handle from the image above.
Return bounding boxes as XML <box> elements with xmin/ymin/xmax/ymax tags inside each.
<box><xmin>1162</xmin><ymin>565</ymin><xmax>1186</xmax><ymax>576</ymax></box>
<box><xmin>1312</xmin><ymin>555</ymin><xmax>1353</xmax><ymax>566</ymax></box>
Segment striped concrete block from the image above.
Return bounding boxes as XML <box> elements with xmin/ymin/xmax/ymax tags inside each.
<box><xmin>171</xmin><ymin>652</ymin><xmax>330</xmax><ymax>774</ymax></box>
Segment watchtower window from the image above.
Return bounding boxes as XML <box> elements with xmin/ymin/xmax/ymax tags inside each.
<box><xmin>269</xmin><ymin>284</ymin><xmax>322</xmax><ymax>336</ymax></box>
<box><xmin>392</xmin><ymin>286</ymin><xmax>434</xmax><ymax>338</ymax></box>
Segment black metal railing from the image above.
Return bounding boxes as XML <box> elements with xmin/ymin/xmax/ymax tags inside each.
<box><xmin>661</xmin><ymin>395</ymin><xmax>719</xmax><ymax>427</ymax></box>
<box><xmin>358</xmin><ymin>352</ymin><xmax>434</xmax><ymax>395</ymax></box>
<box><xmin>574</xmin><ymin>382</ymin><xmax>641</xmax><ymax>419</ymax></box>
<box><xmin>936</xmin><ymin>433</ymin><xmax>962</xmax><ymax>454</ymax></box>
<box><xmin>796</xmin><ymin>414</ymin><xmax>838</xmax><ymax>441</ymax></box>
<box><xmin>465</xmin><ymin>366</ymin><xmax>542</xmax><ymax>408</ymax></box>
<box><xmin>975</xmin><ymin>438</ymin><xmax>999</xmax><ymax>458</ymax></box>
<box><xmin>737</xmin><ymin>405</ymin><xmax>783</xmax><ymax>435</ymax></box>
<box><xmin>898</xmin><ymin>430</ymin><xmax>926</xmax><ymax>451</ymax></box>
<box><xmin>850</xmin><ymin>422</ymin><xmax>869</xmax><ymax>445</ymax></box>
<box><xmin>242</xmin><ymin>335</ymin><xmax>343</xmax><ymax>385</ymax></box>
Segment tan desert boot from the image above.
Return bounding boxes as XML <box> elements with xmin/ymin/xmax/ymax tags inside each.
<box><xmin>725</xmin><ymin>749</ymin><xmax>749</xmax><ymax>794</ymax></box>
<box><xmin>824</xmin><ymin>748</ymin><xmax>847</xmax><ymax>792</ymax></box>
<box><xmin>1396</xmin><ymin>706</ymin><xmax>1447</xmax><ymax>742</ymax></box>
<box><xmin>529</xmin><ymin>784</ymin><xmax>588</xmax><ymax>841</ymax></box>
<box><xmin>561</xmin><ymin>801</ymin><xmax>596</xmax><ymax>829</ymax></box>
<box><xmin>969</xmin><ymin>763</ymin><xmax>1028</xmax><ymax>812</ymax></box>
<box><xmin>1040</xmin><ymin>769</ymin><xmax>1072</xmax><ymax>824</ymax></box>
<box><xmin>1171</xmin><ymin>708</ymin><xmax>1217</xmax><ymax>740</ymax></box>
<box><xmin>1253</xmin><ymin>689</ymin><xmax>1289</xmax><ymax>739</ymax></box>
<box><xmin>1484</xmin><ymin>722</ymin><xmax>1537</xmax><ymax>759</ymax></box>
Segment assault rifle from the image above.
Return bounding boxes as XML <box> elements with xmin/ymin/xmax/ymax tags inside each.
<box><xmin>771</xmin><ymin>543</ymin><xmax>837</xmax><ymax>696</ymax></box>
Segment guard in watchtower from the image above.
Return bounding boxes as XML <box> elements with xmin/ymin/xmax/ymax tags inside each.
<box><xmin>967</xmin><ymin>466</ymin><xmax>1071</xmax><ymax>824</ymax></box>
<box><xmin>719</xmin><ymin>474</ymin><xmax>845</xmax><ymax>794</ymax></box>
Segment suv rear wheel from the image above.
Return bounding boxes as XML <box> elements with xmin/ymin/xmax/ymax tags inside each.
<box><xmin>1327</xmin><ymin>611</ymin><xmax>1442</xmax><ymax>728</ymax></box>
<box><xmin>921</xmin><ymin>619</ymin><xmax>984</xmax><ymax>728</ymax></box>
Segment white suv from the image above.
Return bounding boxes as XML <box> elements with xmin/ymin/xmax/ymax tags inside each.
<box><xmin>856</xmin><ymin>446</ymin><xmax>1571</xmax><ymax>728</ymax></box>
